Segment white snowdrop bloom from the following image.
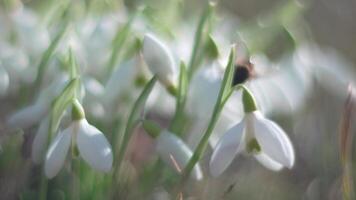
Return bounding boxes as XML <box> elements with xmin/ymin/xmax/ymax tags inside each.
<box><xmin>11</xmin><ymin>8</ymin><xmax>50</xmax><ymax>56</ymax></box>
<box><xmin>0</xmin><ymin>65</ymin><xmax>9</xmax><ymax>96</ymax></box>
<box><xmin>142</xmin><ymin>34</ymin><xmax>178</xmax><ymax>92</ymax></box>
<box><xmin>32</xmin><ymin>116</ymin><xmax>50</xmax><ymax>164</ymax></box>
<box><xmin>82</xmin><ymin>77</ymin><xmax>105</xmax><ymax>118</ymax></box>
<box><xmin>156</xmin><ymin>130</ymin><xmax>203</xmax><ymax>181</ymax></box>
<box><xmin>0</xmin><ymin>43</ymin><xmax>30</xmax><ymax>91</ymax></box>
<box><xmin>45</xmin><ymin>117</ymin><xmax>113</xmax><ymax>178</ymax></box>
<box><xmin>296</xmin><ymin>43</ymin><xmax>356</xmax><ymax>98</ymax></box>
<box><xmin>103</xmin><ymin>59</ymin><xmax>138</xmax><ymax>107</ymax></box>
<box><xmin>78</xmin><ymin>16</ymin><xmax>118</xmax><ymax>74</ymax></box>
<box><xmin>7</xmin><ymin>75</ymin><xmax>68</xmax><ymax>129</ymax></box>
<box><xmin>209</xmin><ymin>89</ymin><xmax>295</xmax><ymax>177</ymax></box>
<box><xmin>186</xmin><ymin>63</ymin><xmax>243</xmax><ymax>148</ymax></box>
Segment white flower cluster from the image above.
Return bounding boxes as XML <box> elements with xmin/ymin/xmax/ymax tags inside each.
<box><xmin>1</xmin><ymin>2</ymin><xmax>355</xmax><ymax>185</ymax></box>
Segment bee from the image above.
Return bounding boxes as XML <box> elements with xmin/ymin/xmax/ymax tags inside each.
<box><xmin>232</xmin><ymin>59</ymin><xmax>255</xmax><ymax>86</ymax></box>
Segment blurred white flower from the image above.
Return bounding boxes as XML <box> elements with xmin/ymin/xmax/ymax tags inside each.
<box><xmin>156</xmin><ymin>130</ymin><xmax>203</xmax><ymax>181</ymax></box>
<box><xmin>103</xmin><ymin>58</ymin><xmax>138</xmax><ymax>107</ymax></box>
<box><xmin>32</xmin><ymin>116</ymin><xmax>50</xmax><ymax>164</ymax></box>
<box><xmin>0</xmin><ymin>43</ymin><xmax>31</xmax><ymax>91</ymax></box>
<box><xmin>0</xmin><ymin>65</ymin><xmax>9</xmax><ymax>96</ymax></box>
<box><xmin>11</xmin><ymin>7</ymin><xmax>50</xmax><ymax>56</ymax></box>
<box><xmin>45</xmin><ymin>118</ymin><xmax>113</xmax><ymax>178</ymax></box>
<box><xmin>142</xmin><ymin>33</ymin><xmax>177</xmax><ymax>91</ymax></box>
<box><xmin>209</xmin><ymin>110</ymin><xmax>295</xmax><ymax>177</ymax></box>
<box><xmin>186</xmin><ymin>63</ymin><xmax>243</xmax><ymax>148</ymax></box>
<box><xmin>6</xmin><ymin>74</ymin><xmax>68</xmax><ymax>129</ymax></box>
<box><xmin>82</xmin><ymin>77</ymin><xmax>105</xmax><ymax>118</ymax></box>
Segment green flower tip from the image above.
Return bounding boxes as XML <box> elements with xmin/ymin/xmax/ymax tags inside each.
<box><xmin>142</xmin><ymin>120</ymin><xmax>161</xmax><ymax>138</ymax></box>
<box><xmin>134</xmin><ymin>74</ymin><xmax>148</xmax><ymax>87</ymax></box>
<box><xmin>242</xmin><ymin>87</ymin><xmax>257</xmax><ymax>113</ymax></box>
<box><xmin>167</xmin><ymin>84</ymin><xmax>178</xmax><ymax>97</ymax></box>
<box><xmin>72</xmin><ymin>99</ymin><xmax>85</xmax><ymax>120</ymax></box>
<box><xmin>246</xmin><ymin>138</ymin><xmax>261</xmax><ymax>153</ymax></box>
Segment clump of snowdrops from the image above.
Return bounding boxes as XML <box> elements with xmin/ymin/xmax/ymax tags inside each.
<box><xmin>1</xmin><ymin>0</ymin><xmax>356</xmax><ymax>199</ymax></box>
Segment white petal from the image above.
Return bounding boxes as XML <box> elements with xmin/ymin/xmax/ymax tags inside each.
<box><xmin>142</xmin><ymin>34</ymin><xmax>176</xmax><ymax>87</ymax></box>
<box><xmin>76</xmin><ymin>119</ymin><xmax>113</xmax><ymax>172</ymax></box>
<box><xmin>44</xmin><ymin>127</ymin><xmax>72</xmax><ymax>178</ymax></box>
<box><xmin>0</xmin><ymin>66</ymin><xmax>9</xmax><ymax>96</ymax></box>
<box><xmin>103</xmin><ymin>59</ymin><xmax>136</xmax><ymax>105</ymax></box>
<box><xmin>156</xmin><ymin>130</ymin><xmax>203</xmax><ymax>180</ymax></box>
<box><xmin>7</xmin><ymin>102</ymin><xmax>48</xmax><ymax>129</ymax></box>
<box><xmin>253</xmin><ymin>113</ymin><xmax>295</xmax><ymax>168</ymax></box>
<box><xmin>32</xmin><ymin>117</ymin><xmax>50</xmax><ymax>164</ymax></box>
<box><xmin>254</xmin><ymin>153</ymin><xmax>283</xmax><ymax>171</ymax></box>
<box><xmin>209</xmin><ymin>119</ymin><xmax>245</xmax><ymax>177</ymax></box>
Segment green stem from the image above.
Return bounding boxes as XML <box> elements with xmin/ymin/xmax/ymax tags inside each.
<box><xmin>35</xmin><ymin>14</ymin><xmax>69</xmax><ymax>90</ymax></box>
<box><xmin>182</xmin><ymin>46</ymin><xmax>236</xmax><ymax>179</ymax></box>
<box><xmin>170</xmin><ymin>62</ymin><xmax>188</xmax><ymax>135</ymax></box>
<box><xmin>112</xmin><ymin>77</ymin><xmax>157</xmax><ymax>185</ymax></box>
<box><xmin>39</xmin><ymin>174</ymin><xmax>48</xmax><ymax>200</ymax></box>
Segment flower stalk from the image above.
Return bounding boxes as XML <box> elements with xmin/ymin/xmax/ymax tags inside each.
<box><xmin>182</xmin><ymin>46</ymin><xmax>236</xmax><ymax>179</ymax></box>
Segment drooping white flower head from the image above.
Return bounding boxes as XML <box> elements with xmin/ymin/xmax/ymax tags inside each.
<box><xmin>11</xmin><ymin>7</ymin><xmax>50</xmax><ymax>56</ymax></box>
<box><xmin>143</xmin><ymin>121</ymin><xmax>203</xmax><ymax>180</ymax></box>
<box><xmin>103</xmin><ymin>58</ymin><xmax>138</xmax><ymax>107</ymax></box>
<box><xmin>6</xmin><ymin>74</ymin><xmax>68</xmax><ymax>129</ymax></box>
<box><xmin>32</xmin><ymin>116</ymin><xmax>50</xmax><ymax>164</ymax></box>
<box><xmin>45</xmin><ymin>118</ymin><xmax>113</xmax><ymax>178</ymax></box>
<box><xmin>156</xmin><ymin>130</ymin><xmax>203</xmax><ymax>181</ymax></box>
<box><xmin>209</xmin><ymin>88</ymin><xmax>295</xmax><ymax>177</ymax></box>
<box><xmin>142</xmin><ymin>33</ymin><xmax>177</xmax><ymax>92</ymax></box>
<box><xmin>186</xmin><ymin>63</ymin><xmax>244</xmax><ymax>148</ymax></box>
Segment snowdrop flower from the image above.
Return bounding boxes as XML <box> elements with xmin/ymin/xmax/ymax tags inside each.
<box><xmin>0</xmin><ymin>65</ymin><xmax>9</xmax><ymax>96</ymax></box>
<box><xmin>7</xmin><ymin>74</ymin><xmax>68</xmax><ymax>129</ymax></box>
<box><xmin>186</xmin><ymin>63</ymin><xmax>243</xmax><ymax>148</ymax></box>
<box><xmin>32</xmin><ymin>116</ymin><xmax>50</xmax><ymax>164</ymax></box>
<box><xmin>209</xmin><ymin>87</ymin><xmax>295</xmax><ymax>177</ymax></box>
<box><xmin>142</xmin><ymin>33</ymin><xmax>178</xmax><ymax>95</ymax></box>
<box><xmin>143</xmin><ymin>121</ymin><xmax>203</xmax><ymax>180</ymax></box>
<box><xmin>103</xmin><ymin>58</ymin><xmax>138</xmax><ymax>107</ymax></box>
<box><xmin>45</xmin><ymin>100</ymin><xmax>113</xmax><ymax>178</ymax></box>
<box><xmin>11</xmin><ymin>8</ymin><xmax>50</xmax><ymax>56</ymax></box>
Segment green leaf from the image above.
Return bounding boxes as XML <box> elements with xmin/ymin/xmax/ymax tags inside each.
<box><xmin>106</xmin><ymin>14</ymin><xmax>136</xmax><ymax>75</ymax></box>
<box><xmin>170</xmin><ymin>61</ymin><xmax>188</xmax><ymax>134</ymax></box>
<box><xmin>182</xmin><ymin>46</ymin><xmax>236</xmax><ymax>179</ymax></box>
<box><xmin>49</xmin><ymin>78</ymin><xmax>79</xmax><ymax>134</ymax></box>
<box><xmin>114</xmin><ymin>76</ymin><xmax>157</xmax><ymax>173</ymax></box>
<box><xmin>35</xmin><ymin>23</ymin><xmax>68</xmax><ymax>88</ymax></box>
<box><xmin>187</xmin><ymin>2</ymin><xmax>216</xmax><ymax>80</ymax></box>
<box><xmin>221</xmin><ymin>46</ymin><xmax>236</xmax><ymax>102</ymax></box>
<box><xmin>68</xmin><ymin>48</ymin><xmax>79</xmax><ymax>79</ymax></box>
<box><xmin>204</xmin><ymin>35</ymin><xmax>219</xmax><ymax>60</ymax></box>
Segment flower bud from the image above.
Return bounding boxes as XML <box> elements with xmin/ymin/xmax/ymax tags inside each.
<box><xmin>142</xmin><ymin>34</ymin><xmax>177</xmax><ymax>92</ymax></box>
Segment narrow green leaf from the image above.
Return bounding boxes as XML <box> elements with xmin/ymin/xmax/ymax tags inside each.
<box><xmin>187</xmin><ymin>2</ymin><xmax>215</xmax><ymax>80</ymax></box>
<box><xmin>170</xmin><ymin>61</ymin><xmax>188</xmax><ymax>134</ymax></box>
<box><xmin>68</xmin><ymin>48</ymin><xmax>78</xmax><ymax>79</ymax></box>
<box><xmin>35</xmin><ymin>23</ymin><xmax>68</xmax><ymax>88</ymax></box>
<box><xmin>182</xmin><ymin>46</ymin><xmax>236</xmax><ymax>179</ymax></box>
<box><xmin>204</xmin><ymin>35</ymin><xmax>219</xmax><ymax>60</ymax></box>
<box><xmin>221</xmin><ymin>46</ymin><xmax>236</xmax><ymax>101</ymax></box>
<box><xmin>106</xmin><ymin>14</ymin><xmax>136</xmax><ymax>75</ymax></box>
<box><xmin>114</xmin><ymin>76</ymin><xmax>158</xmax><ymax>173</ymax></box>
<box><xmin>50</xmin><ymin>78</ymin><xmax>79</xmax><ymax>133</ymax></box>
